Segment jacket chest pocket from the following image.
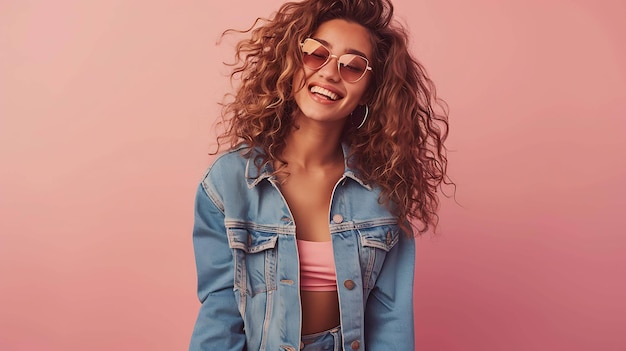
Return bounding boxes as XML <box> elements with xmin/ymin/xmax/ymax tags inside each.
<box><xmin>357</xmin><ymin>224</ymin><xmax>400</xmax><ymax>289</ymax></box>
<box><xmin>227</xmin><ymin>228</ymin><xmax>278</xmax><ymax>296</ymax></box>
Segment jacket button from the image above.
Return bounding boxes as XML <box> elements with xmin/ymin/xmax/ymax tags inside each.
<box><xmin>343</xmin><ymin>279</ymin><xmax>355</xmax><ymax>290</ymax></box>
<box><xmin>300</xmin><ymin>341</ymin><xmax>304</xmax><ymax>349</ymax></box>
<box><xmin>351</xmin><ymin>340</ymin><xmax>360</xmax><ymax>349</ymax></box>
<box><xmin>332</xmin><ymin>214</ymin><xmax>344</xmax><ymax>223</ymax></box>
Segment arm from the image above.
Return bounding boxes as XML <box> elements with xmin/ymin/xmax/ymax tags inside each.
<box><xmin>189</xmin><ymin>183</ymin><xmax>245</xmax><ymax>351</ymax></box>
<box><xmin>364</xmin><ymin>232</ymin><xmax>416</xmax><ymax>350</ymax></box>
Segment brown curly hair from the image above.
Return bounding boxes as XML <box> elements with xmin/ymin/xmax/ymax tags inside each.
<box><xmin>214</xmin><ymin>0</ymin><xmax>452</xmax><ymax>236</ymax></box>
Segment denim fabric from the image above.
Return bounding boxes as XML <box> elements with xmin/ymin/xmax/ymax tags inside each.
<box><xmin>190</xmin><ymin>145</ymin><xmax>415</xmax><ymax>351</ymax></box>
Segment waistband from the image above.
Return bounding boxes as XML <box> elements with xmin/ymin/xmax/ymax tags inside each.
<box><xmin>301</xmin><ymin>325</ymin><xmax>341</xmax><ymax>345</ymax></box>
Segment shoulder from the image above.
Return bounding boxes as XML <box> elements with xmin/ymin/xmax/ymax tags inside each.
<box><xmin>200</xmin><ymin>146</ymin><xmax>253</xmax><ymax>206</ymax></box>
<box><xmin>203</xmin><ymin>146</ymin><xmax>250</xmax><ymax>180</ymax></box>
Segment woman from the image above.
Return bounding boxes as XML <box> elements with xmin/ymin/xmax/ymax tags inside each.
<box><xmin>190</xmin><ymin>0</ymin><xmax>450</xmax><ymax>350</ymax></box>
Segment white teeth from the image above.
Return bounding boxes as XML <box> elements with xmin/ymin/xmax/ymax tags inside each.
<box><xmin>310</xmin><ymin>86</ymin><xmax>339</xmax><ymax>101</ymax></box>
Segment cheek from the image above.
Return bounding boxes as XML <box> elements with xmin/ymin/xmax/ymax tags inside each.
<box><xmin>351</xmin><ymin>83</ymin><xmax>370</xmax><ymax>104</ymax></box>
<box><xmin>357</xmin><ymin>77</ymin><xmax>373</xmax><ymax>103</ymax></box>
<box><xmin>292</xmin><ymin>71</ymin><xmax>304</xmax><ymax>94</ymax></box>
<box><xmin>291</xmin><ymin>68</ymin><xmax>315</xmax><ymax>94</ymax></box>
<box><xmin>292</xmin><ymin>70</ymin><xmax>309</xmax><ymax>110</ymax></box>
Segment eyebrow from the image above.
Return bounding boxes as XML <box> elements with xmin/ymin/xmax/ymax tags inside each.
<box><xmin>313</xmin><ymin>37</ymin><xmax>369</xmax><ymax>58</ymax></box>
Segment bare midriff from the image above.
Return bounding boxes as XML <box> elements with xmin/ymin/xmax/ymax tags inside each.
<box><xmin>300</xmin><ymin>290</ymin><xmax>341</xmax><ymax>335</ymax></box>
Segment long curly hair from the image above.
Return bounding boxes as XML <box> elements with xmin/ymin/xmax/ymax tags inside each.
<box><xmin>215</xmin><ymin>0</ymin><xmax>452</xmax><ymax>235</ymax></box>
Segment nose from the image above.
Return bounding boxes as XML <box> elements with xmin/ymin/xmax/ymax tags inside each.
<box><xmin>317</xmin><ymin>54</ymin><xmax>341</xmax><ymax>81</ymax></box>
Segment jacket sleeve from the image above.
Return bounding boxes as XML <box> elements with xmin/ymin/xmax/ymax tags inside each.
<box><xmin>364</xmin><ymin>231</ymin><xmax>416</xmax><ymax>350</ymax></box>
<box><xmin>189</xmin><ymin>183</ymin><xmax>245</xmax><ymax>351</ymax></box>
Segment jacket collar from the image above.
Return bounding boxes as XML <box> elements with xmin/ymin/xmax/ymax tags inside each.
<box><xmin>244</xmin><ymin>143</ymin><xmax>372</xmax><ymax>190</ymax></box>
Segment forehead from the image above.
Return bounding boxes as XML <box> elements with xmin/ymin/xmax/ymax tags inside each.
<box><xmin>311</xmin><ymin>19</ymin><xmax>373</xmax><ymax>58</ymax></box>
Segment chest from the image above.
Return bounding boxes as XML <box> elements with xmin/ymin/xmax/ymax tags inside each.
<box><xmin>277</xmin><ymin>167</ymin><xmax>343</xmax><ymax>241</ymax></box>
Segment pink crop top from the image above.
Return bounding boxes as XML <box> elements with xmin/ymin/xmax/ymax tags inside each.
<box><xmin>296</xmin><ymin>240</ymin><xmax>337</xmax><ymax>291</ymax></box>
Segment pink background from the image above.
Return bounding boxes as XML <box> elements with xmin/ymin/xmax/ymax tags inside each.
<box><xmin>1</xmin><ymin>0</ymin><xmax>625</xmax><ymax>350</ymax></box>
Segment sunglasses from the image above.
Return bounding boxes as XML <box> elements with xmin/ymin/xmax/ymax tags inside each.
<box><xmin>300</xmin><ymin>38</ymin><xmax>372</xmax><ymax>83</ymax></box>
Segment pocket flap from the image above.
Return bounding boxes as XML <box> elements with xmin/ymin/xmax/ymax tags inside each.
<box><xmin>358</xmin><ymin>224</ymin><xmax>400</xmax><ymax>252</ymax></box>
<box><xmin>227</xmin><ymin>228</ymin><xmax>278</xmax><ymax>253</ymax></box>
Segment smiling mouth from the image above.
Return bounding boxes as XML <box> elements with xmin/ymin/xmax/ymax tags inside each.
<box><xmin>310</xmin><ymin>85</ymin><xmax>342</xmax><ymax>101</ymax></box>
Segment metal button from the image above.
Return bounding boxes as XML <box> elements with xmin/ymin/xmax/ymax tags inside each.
<box><xmin>332</xmin><ymin>214</ymin><xmax>344</xmax><ymax>223</ymax></box>
<box><xmin>300</xmin><ymin>341</ymin><xmax>305</xmax><ymax>349</ymax></box>
<box><xmin>343</xmin><ymin>279</ymin><xmax>355</xmax><ymax>290</ymax></box>
<box><xmin>351</xmin><ymin>340</ymin><xmax>360</xmax><ymax>350</ymax></box>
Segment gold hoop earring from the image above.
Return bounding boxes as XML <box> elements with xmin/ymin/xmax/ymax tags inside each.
<box><xmin>351</xmin><ymin>104</ymin><xmax>369</xmax><ymax>129</ymax></box>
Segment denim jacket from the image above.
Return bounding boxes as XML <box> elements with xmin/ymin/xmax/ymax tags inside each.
<box><xmin>190</xmin><ymin>145</ymin><xmax>415</xmax><ymax>351</ymax></box>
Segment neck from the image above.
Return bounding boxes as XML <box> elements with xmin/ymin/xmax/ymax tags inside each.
<box><xmin>282</xmin><ymin>116</ymin><xmax>345</xmax><ymax>169</ymax></box>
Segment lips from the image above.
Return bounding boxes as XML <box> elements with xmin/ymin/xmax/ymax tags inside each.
<box><xmin>309</xmin><ymin>84</ymin><xmax>343</xmax><ymax>101</ymax></box>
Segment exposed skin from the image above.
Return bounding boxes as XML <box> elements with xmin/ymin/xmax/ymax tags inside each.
<box><xmin>276</xmin><ymin>19</ymin><xmax>373</xmax><ymax>335</ymax></box>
